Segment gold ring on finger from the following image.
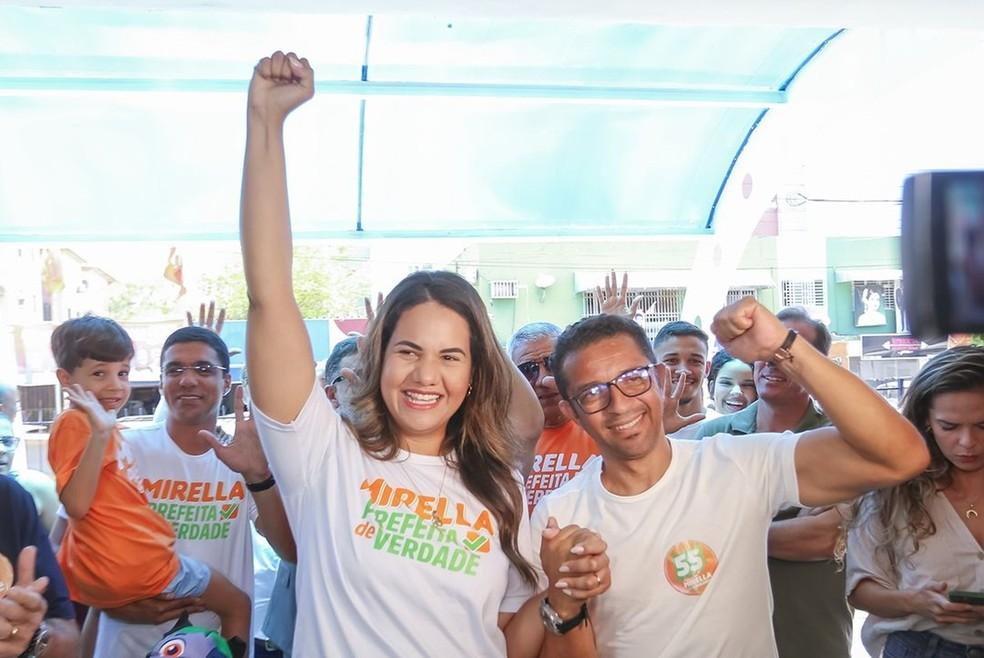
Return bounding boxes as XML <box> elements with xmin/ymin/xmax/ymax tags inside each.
<box><xmin>8</xmin><ymin>625</ymin><xmax>18</xmax><ymax>638</ymax></box>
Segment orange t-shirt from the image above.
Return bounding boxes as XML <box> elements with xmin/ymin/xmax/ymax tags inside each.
<box><xmin>525</xmin><ymin>420</ymin><xmax>600</xmax><ymax>515</ymax></box>
<box><xmin>48</xmin><ymin>409</ymin><xmax>179</xmax><ymax>608</ymax></box>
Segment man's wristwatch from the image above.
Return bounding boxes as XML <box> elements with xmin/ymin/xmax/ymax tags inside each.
<box><xmin>539</xmin><ymin>597</ymin><xmax>588</xmax><ymax>636</ymax></box>
<box><xmin>771</xmin><ymin>329</ymin><xmax>798</xmax><ymax>364</ymax></box>
<box><xmin>19</xmin><ymin>621</ymin><xmax>50</xmax><ymax>658</ymax></box>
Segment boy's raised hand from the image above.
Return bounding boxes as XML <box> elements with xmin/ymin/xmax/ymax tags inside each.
<box><xmin>64</xmin><ymin>384</ymin><xmax>118</xmax><ymax>437</ymax></box>
<box><xmin>248</xmin><ymin>51</ymin><xmax>315</xmax><ymax>124</ymax></box>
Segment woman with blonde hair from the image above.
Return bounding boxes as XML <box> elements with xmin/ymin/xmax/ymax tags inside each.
<box><xmin>848</xmin><ymin>346</ymin><xmax>984</xmax><ymax>657</ymax></box>
<box><xmin>239</xmin><ymin>51</ymin><xmax>610</xmax><ymax>657</ymax></box>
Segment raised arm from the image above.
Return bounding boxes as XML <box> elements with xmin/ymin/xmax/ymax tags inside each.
<box><xmin>508</xmin><ymin>358</ymin><xmax>544</xmax><ymax>477</ymax></box>
<box><xmin>767</xmin><ymin>507</ymin><xmax>843</xmax><ymax>561</ymax></box>
<box><xmin>240</xmin><ymin>51</ymin><xmax>316</xmax><ymax>422</ymax></box>
<box><xmin>58</xmin><ymin>387</ymin><xmax>117</xmax><ymax>519</ymax></box>
<box><xmin>711</xmin><ymin>298</ymin><xmax>929</xmax><ymax>507</ymax></box>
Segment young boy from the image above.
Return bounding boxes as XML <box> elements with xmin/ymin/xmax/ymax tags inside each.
<box><xmin>47</xmin><ymin>315</ymin><xmax>249</xmax><ymax>657</ymax></box>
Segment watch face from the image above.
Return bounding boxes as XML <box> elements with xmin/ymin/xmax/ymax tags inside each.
<box><xmin>32</xmin><ymin>622</ymin><xmax>51</xmax><ymax>656</ymax></box>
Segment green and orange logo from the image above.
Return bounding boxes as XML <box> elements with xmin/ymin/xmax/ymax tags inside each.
<box><xmin>663</xmin><ymin>540</ymin><xmax>718</xmax><ymax>596</ymax></box>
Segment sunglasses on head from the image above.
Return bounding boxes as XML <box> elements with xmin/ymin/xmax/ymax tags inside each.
<box><xmin>517</xmin><ymin>356</ymin><xmax>553</xmax><ymax>385</ymax></box>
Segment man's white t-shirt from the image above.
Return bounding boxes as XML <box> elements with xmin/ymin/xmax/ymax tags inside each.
<box><xmin>94</xmin><ymin>422</ymin><xmax>257</xmax><ymax>658</ymax></box>
<box><xmin>531</xmin><ymin>432</ymin><xmax>800</xmax><ymax>658</ymax></box>
<box><xmin>252</xmin><ymin>383</ymin><xmax>536</xmax><ymax>658</ymax></box>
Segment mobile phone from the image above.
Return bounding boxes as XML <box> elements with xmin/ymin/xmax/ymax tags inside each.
<box><xmin>948</xmin><ymin>590</ymin><xmax>984</xmax><ymax>605</ymax></box>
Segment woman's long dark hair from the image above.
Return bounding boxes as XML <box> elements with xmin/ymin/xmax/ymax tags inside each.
<box><xmin>348</xmin><ymin>271</ymin><xmax>536</xmax><ymax>585</ymax></box>
<box><xmin>855</xmin><ymin>346</ymin><xmax>984</xmax><ymax>570</ymax></box>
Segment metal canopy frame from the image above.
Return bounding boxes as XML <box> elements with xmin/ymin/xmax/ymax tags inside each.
<box><xmin>0</xmin><ymin>8</ymin><xmax>843</xmax><ymax>241</ymax></box>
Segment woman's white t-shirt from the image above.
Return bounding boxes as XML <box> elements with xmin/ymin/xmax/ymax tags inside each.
<box><xmin>253</xmin><ymin>383</ymin><xmax>535</xmax><ymax>657</ymax></box>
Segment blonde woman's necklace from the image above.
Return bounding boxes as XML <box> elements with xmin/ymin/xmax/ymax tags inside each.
<box><xmin>966</xmin><ymin>502</ymin><xmax>979</xmax><ymax>520</ymax></box>
<box><xmin>398</xmin><ymin>456</ymin><xmax>450</xmax><ymax>528</ymax></box>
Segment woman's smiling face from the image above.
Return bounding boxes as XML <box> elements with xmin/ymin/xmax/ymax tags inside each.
<box><xmin>712</xmin><ymin>358</ymin><xmax>757</xmax><ymax>414</ymax></box>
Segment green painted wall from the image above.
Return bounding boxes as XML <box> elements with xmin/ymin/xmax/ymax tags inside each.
<box><xmin>471</xmin><ymin>237</ymin><xmax>779</xmax><ymax>344</ymax></box>
<box><xmin>825</xmin><ymin>236</ymin><xmax>901</xmax><ymax>336</ymax></box>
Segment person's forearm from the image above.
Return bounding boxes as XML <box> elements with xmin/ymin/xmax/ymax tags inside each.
<box><xmin>781</xmin><ymin>337</ymin><xmax>927</xmax><ymax>478</ymax></box>
<box><xmin>538</xmin><ymin>596</ymin><xmax>596</xmax><ymax>658</ymax></box>
<box><xmin>504</xmin><ymin>595</ymin><xmax>544</xmax><ymax>658</ymax></box>
<box><xmin>507</xmin><ymin>359</ymin><xmax>544</xmax><ymax>472</ymax></box>
<box><xmin>252</xmin><ymin>486</ymin><xmax>296</xmax><ymax>563</ymax></box>
<box><xmin>241</xmin><ymin>115</ymin><xmax>294</xmax><ymax>310</ymax></box>
<box><xmin>767</xmin><ymin>510</ymin><xmax>840</xmax><ymax>561</ymax></box>
<box><xmin>849</xmin><ymin>579</ymin><xmax>915</xmax><ymax>618</ymax></box>
<box><xmin>540</xmin><ymin>622</ymin><xmax>597</xmax><ymax>658</ymax></box>
<box><xmin>39</xmin><ymin>617</ymin><xmax>81</xmax><ymax>658</ymax></box>
<box><xmin>241</xmin><ymin>108</ymin><xmax>314</xmax><ymax>421</ymax></box>
<box><xmin>60</xmin><ymin>430</ymin><xmax>110</xmax><ymax>518</ymax></box>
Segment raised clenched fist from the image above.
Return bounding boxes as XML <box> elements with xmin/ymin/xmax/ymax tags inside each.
<box><xmin>248</xmin><ymin>51</ymin><xmax>315</xmax><ymax>124</ymax></box>
<box><xmin>710</xmin><ymin>297</ymin><xmax>790</xmax><ymax>364</ymax></box>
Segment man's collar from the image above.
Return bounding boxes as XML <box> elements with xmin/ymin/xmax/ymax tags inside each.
<box><xmin>793</xmin><ymin>400</ymin><xmax>829</xmax><ymax>432</ymax></box>
<box><xmin>728</xmin><ymin>401</ymin><xmax>760</xmax><ymax>434</ymax></box>
<box><xmin>753</xmin><ymin>398</ymin><xmax>829</xmax><ymax>433</ymax></box>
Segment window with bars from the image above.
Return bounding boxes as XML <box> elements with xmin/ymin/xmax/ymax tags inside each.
<box><xmin>780</xmin><ymin>279</ymin><xmax>826</xmax><ymax>308</ymax></box>
<box><xmin>852</xmin><ymin>280</ymin><xmax>896</xmax><ymax>310</ymax></box>
<box><xmin>726</xmin><ymin>287</ymin><xmax>757</xmax><ymax>305</ymax></box>
<box><xmin>583</xmin><ymin>287</ymin><xmax>685</xmax><ymax>340</ymax></box>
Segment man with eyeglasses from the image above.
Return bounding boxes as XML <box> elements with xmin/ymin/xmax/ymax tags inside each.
<box><xmin>509</xmin><ymin>323</ymin><xmax>600</xmax><ymax>515</ymax></box>
<box><xmin>321</xmin><ymin>336</ymin><xmax>359</xmax><ymax>417</ymax></box>
<box><xmin>528</xmin><ymin>299</ymin><xmax>929</xmax><ymax>657</ymax></box>
<box><xmin>0</xmin><ymin>381</ymin><xmax>60</xmax><ymax>533</ymax></box>
<box><xmin>93</xmin><ymin>326</ymin><xmax>295</xmax><ymax>658</ymax></box>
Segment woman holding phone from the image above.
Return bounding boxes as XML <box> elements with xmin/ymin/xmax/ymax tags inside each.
<box><xmin>847</xmin><ymin>346</ymin><xmax>984</xmax><ymax>657</ymax></box>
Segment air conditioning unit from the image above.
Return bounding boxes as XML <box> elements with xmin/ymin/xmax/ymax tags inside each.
<box><xmin>490</xmin><ymin>280</ymin><xmax>519</xmax><ymax>300</ymax></box>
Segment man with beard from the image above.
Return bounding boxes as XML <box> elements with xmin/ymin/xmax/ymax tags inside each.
<box><xmin>509</xmin><ymin>323</ymin><xmax>600</xmax><ymax>515</ymax></box>
<box><xmin>697</xmin><ymin>307</ymin><xmax>851</xmax><ymax>658</ymax></box>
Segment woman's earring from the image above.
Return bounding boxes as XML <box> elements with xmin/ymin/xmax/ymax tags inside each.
<box><xmin>467</xmin><ymin>385</ymin><xmax>473</xmax><ymax>396</ymax></box>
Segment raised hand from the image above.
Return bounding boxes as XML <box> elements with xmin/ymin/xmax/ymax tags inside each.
<box><xmin>187</xmin><ymin>300</ymin><xmax>226</xmax><ymax>335</ymax></box>
<box><xmin>64</xmin><ymin>384</ymin><xmax>118</xmax><ymax>437</ymax></box>
<box><xmin>0</xmin><ymin>547</ymin><xmax>48</xmax><ymax>657</ymax></box>
<box><xmin>595</xmin><ymin>271</ymin><xmax>643</xmax><ymax>319</ymax></box>
<box><xmin>199</xmin><ymin>387</ymin><xmax>271</xmax><ymax>484</ymax></box>
<box><xmin>540</xmin><ymin>517</ymin><xmax>611</xmax><ymax>617</ymax></box>
<box><xmin>659</xmin><ymin>365</ymin><xmax>705</xmax><ymax>434</ymax></box>
<box><xmin>710</xmin><ymin>297</ymin><xmax>789</xmax><ymax>364</ymax></box>
<box><xmin>248</xmin><ymin>51</ymin><xmax>315</xmax><ymax>124</ymax></box>
<box><xmin>363</xmin><ymin>293</ymin><xmax>385</xmax><ymax>325</ymax></box>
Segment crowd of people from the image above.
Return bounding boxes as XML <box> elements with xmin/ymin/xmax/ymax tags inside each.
<box><xmin>0</xmin><ymin>50</ymin><xmax>982</xmax><ymax>658</ymax></box>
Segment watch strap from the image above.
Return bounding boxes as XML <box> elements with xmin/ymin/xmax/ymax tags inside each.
<box><xmin>18</xmin><ymin>620</ymin><xmax>49</xmax><ymax>658</ymax></box>
<box><xmin>772</xmin><ymin>329</ymin><xmax>798</xmax><ymax>364</ymax></box>
<box><xmin>544</xmin><ymin>598</ymin><xmax>588</xmax><ymax>635</ymax></box>
<box><xmin>246</xmin><ymin>474</ymin><xmax>276</xmax><ymax>493</ymax></box>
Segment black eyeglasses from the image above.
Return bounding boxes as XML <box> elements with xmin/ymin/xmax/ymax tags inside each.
<box><xmin>572</xmin><ymin>364</ymin><xmax>658</xmax><ymax>415</ymax></box>
<box><xmin>517</xmin><ymin>356</ymin><xmax>552</xmax><ymax>385</ymax></box>
<box><xmin>163</xmin><ymin>363</ymin><xmax>229</xmax><ymax>378</ymax></box>
<box><xmin>0</xmin><ymin>435</ymin><xmax>18</xmax><ymax>450</ymax></box>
